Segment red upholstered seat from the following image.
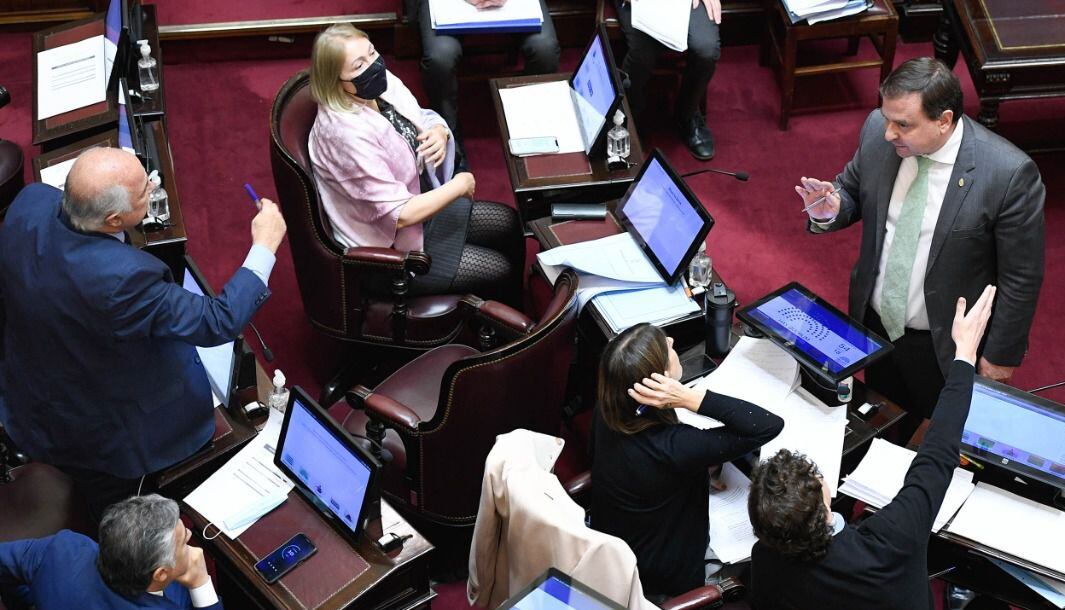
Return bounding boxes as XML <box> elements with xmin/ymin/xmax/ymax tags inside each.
<box><xmin>342</xmin><ymin>270</ymin><xmax>580</xmax><ymax>526</ymax></box>
<box><xmin>0</xmin><ymin>463</ymin><xmax>91</xmax><ymax>543</ymax></box>
<box><xmin>0</xmin><ymin>139</ymin><xmax>23</xmax><ymax>219</ymax></box>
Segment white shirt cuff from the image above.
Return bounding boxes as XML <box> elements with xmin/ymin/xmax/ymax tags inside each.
<box><xmin>811</xmin><ymin>215</ymin><xmax>837</xmax><ymax>229</ymax></box>
<box><xmin>242</xmin><ymin>244</ymin><xmax>276</xmax><ymax>287</ymax></box>
<box><xmin>188</xmin><ymin>577</ymin><xmax>220</xmax><ymax>608</ymax></box>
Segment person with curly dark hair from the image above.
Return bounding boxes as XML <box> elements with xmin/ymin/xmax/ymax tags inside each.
<box><xmin>746</xmin><ymin>284</ymin><xmax>996</xmax><ymax>610</ymax></box>
<box><xmin>590</xmin><ymin>323</ymin><xmax>784</xmax><ymax>597</ymax></box>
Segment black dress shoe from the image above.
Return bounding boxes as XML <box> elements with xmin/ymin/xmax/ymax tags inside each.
<box><xmin>678</xmin><ymin>114</ymin><xmax>715</xmax><ymax>161</ymax></box>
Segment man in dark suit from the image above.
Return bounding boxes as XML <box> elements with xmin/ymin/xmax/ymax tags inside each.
<box><xmin>0</xmin><ymin>147</ymin><xmax>286</xmax><ymax>520</ymax></box>
<box><xmin>797</xmin><ymin>57</ymin><xmax>1044</xmax><ymax>424</ymax></box>
<box><xmin>0</xmin><ymin>494</ymin><xmax>222</xmax><ymax>609</ymax></box>
<box><xmin>746</xmin><ymin>285</ymin><xmax>995</xmax><ymax>610</ymax></box>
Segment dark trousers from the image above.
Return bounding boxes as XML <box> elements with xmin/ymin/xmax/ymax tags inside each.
<box><xmin>59</xmin><ymin>464</ymin><xmax>156</xmax><ymax>526</ymax></box>
<box><xmin>416</xmin><ymin>0</ymin><xmax>560</xmax><ymax>138</ymax></box>
<box><xmin>863</xmin><ymin>308</ymin><xmax>946</xmax><ymax>443</ymax></box>
<box><xmin>614</xmin><ymin>0</ymin><xmax>721</xmax><ymax>119</ymax></box>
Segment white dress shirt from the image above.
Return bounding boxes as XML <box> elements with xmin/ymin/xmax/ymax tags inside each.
<box><xmin>870</xmin><ymin>120</ymin><xmax>965</xmax><ymax>331</ymax></box>
<box><xmin>148</xmin><ymin>577</ymin><xmax>219</xmax><ymax>607</ymax></box>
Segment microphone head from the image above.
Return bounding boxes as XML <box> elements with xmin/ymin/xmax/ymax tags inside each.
<box><xmin>735</xmin><ymin>171</ymin><xmax>750</xmax><ymax>182</ymax></box>
<box><xmin>262</xmin><ymin>346</ymin><xmax>275</xmax><ymax>362</ymax></box>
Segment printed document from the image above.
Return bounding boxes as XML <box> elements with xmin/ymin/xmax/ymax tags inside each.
<box><xmin>632</xmin><ymin>0</ymin><xmax>690</xmax><ymax>52</ymax></box>
<box><xmin>594</xmin><ymin>283</ymin><xmax>698</xmax><ymax>333</ymax></box>
<box><xmin>759</xmin><ymin>387</ymin><xmax>847</xmax><ymax>496</ymax></box>
<box><xmin>947</xmin><ymin>483</ymin><xmax>1065</xmax><ymax>575</ymax></box>
<box><xmin>185</xmin><ymin>408</ymin><xmax>294</xmax><ymax>539</ymax></box>
<box><xmin>498</xmin><ymin>81</ymin><xmax>585</xmax><ymax>153</ymax></box>
<box><xmin>837</xmin><ymin>438</ymin><xmax>974</xmax><ymax>532</ymax></box>
<box><xmin>37</xmin><ymin>35</ymin><xmax>107</xmax><ymax>119</ymax></box>
<box><xmin>707</xmin><ymin>463</ymin><xmax>758</xmax><ymax>564</ymax></box>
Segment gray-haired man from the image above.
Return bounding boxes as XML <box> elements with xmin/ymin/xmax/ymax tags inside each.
<box><xmin>0</xmin><ymin>494</ymin><xmax>222</xmax><ymax>609</ymax></box>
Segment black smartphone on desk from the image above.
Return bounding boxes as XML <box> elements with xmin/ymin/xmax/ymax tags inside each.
<box><xmin>254</xmin><ymin>533</ymin><xmax>316</xmax><ymax>584</ymax></box>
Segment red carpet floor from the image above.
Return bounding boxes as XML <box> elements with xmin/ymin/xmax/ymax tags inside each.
<box><xmin>1</xmin><ymin>30</ymin><xmax>1063</xmax><ymax>609</ymax></box>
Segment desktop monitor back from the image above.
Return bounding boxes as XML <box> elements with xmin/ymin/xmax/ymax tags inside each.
<box><xmin>569</xmin><ymin>24</ymin><xmax>625</xmax><ymax>157</ymax></box>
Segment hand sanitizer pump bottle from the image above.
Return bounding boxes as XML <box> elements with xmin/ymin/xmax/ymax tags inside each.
<box><xmin>268</xmin><ymin>370</ymin><xmax>290</xmax><ymax>413</ymax></box>
<box><xmin>147</xmin><ymin>170</ymin><xmax>169</xmax><ymax>223</ymax></box>
<box><xmin>606</xmin><ymin>109</ymin><xmax>630</xmax><ymax>167</ymax></box>
<box><xmin>137</xmin><ymin>41</ymin><xmax>160</xmax><ymax>92</ymax></box>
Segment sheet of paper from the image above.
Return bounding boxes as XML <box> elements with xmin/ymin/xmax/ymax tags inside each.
<box><xmin>838</xmin><ymin>438</ymin><xmax>974</xmax><ymax>532</ymax></box>
<box><xmin>39</xmin><ymin>158</ymin><xmax>77</xmax><ymax>190</ymax></box>
<box><xmin>36</xmin><ymin>35</ymin><xmax>107</xmax><ymax>120</ymax></box>
<box><xmin>694</xmin><ymin>337</ymin><xmax>800</xmax><ymax>410</ymax></box>
<box><xmin>805</xmin><ymin>0</ymin><xmax>870</xmax><ymax>25</ymax></box>
<box><xmin>707</xmin><ymin>463</ymin><xmax>757</xmax><ymax>564</ymax></box>
<box><xmin>195</xmin><ymin>342</ymin><xmax>235</xmax><ymax>407</ymax></box>
<box><xmin>758</xmin><ymin>387</ymin><xmax>847</xmax><ymax>496</ymax></box>
<box><xmin>947</xmin><ymin>483</ymin><xmax>1065</xmax><ymax>575</ymax></box>
<box><xmin>594</xmin><ymin>283</ymin><xmax>698</xmax><ymax>333</ymax></box>
<box><xmin>429</xmin><ymin>0</ymin><xmax>543</xmax><ymax>27</ymax></box>
<box><xmin>631</xmin><ymin>0</ymin><xmax>690</xmax><ymax>52</ymax></box>
<box><xmin>988</xmin><ymin>558</ymin><xmax>1065</xmax><ymax>609</ymax></box>
<box><xmin>537</xmin><ymin>232</ymin><xmax>663</xmax><ymax>283</ymax></box>
<box><xmin>184</xmin><ymin>407</ymin><xmax>294</xmax><ymax>539</ymax></box>
<box><xmin>499</xmin><ymin>81</ymin><xmax>585</xmax><ymax>154</ymax></box>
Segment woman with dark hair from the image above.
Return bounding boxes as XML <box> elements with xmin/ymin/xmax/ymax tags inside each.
<box><xmin>307</xmin><ymin>24</ymin><xmax>523</xmax><ymax>305</ymax></box>
<box><xmin>590</xmin><ymin>324</ymin><xmax>784</xmax><ymax>597</ymax></box>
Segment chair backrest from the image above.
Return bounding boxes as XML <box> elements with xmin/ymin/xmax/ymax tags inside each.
<box><xmin>0</xmin><ymin>463</ymin><xmax>91</xmax><ymax>543</ymax></box>
<box><xmin>415</xmin><ymin>270</ymin><xmax>581</xmax><ymax>523</ymax></box>
<box><xmin>269</xmin><ymin>70</ymin><xmax>350</xmax><ymax>337</ymax></box>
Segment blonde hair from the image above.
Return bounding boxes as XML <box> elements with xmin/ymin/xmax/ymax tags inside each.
<box><xmin>310</xmin><ymin>23</ymin><xmax>369</xmax><ymax>113</ymax></box>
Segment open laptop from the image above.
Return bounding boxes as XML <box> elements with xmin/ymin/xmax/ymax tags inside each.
<box><xmin>274</xmin><ymin>387</ymin><xmax>382</xmax><ymax>545</ymax></box>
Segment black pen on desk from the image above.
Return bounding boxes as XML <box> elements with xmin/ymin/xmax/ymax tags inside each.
<box><xmin>243</xmin><ymin>183</ymin><xmax>261</xmax><ymax>208</ymax></box>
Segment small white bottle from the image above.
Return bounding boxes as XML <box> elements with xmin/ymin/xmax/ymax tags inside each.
<box><xmin>688</xmin><ymin>242</ymin><xmax>713</xmax><ymax>292</ymax></box>
<box><xmin>268</xmin><ymin>369</ymin><xmax>290</xmax><ymax>413</ymax></box>
<box><xmin>147</xmin><ymin>170</ymin><xmax>169</xmax><ymax>223</ymax></box>
<box><xmin>606</xmin><ymin>109</ymin><xmax>630</xmax><ymax>163</ymax></box>
<box><xmin>137</xmin><ymin>41</ymin><xmax>160</xmax><ymax>92</ymax></box>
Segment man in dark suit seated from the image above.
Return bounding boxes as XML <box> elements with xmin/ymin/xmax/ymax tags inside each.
<box><xmin>745</xmin><ymin>285</ymin><xmax>995</xmax><ymax>610</ymax></box>
<box><xmin>0</xmin><ymin>494</ymin><xmax>222</xmax><ymax>609</ymax></box>
<box><xmin>0</xmin><ymin>147</ymin><xmax>287</xmax><ymax>521</ymax></box>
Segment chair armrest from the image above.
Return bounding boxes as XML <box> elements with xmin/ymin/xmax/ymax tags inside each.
<box><xmin>346</xmin><ymin>385</ymin><xmax>422</xmax><ymax>432</ymax></box>
<box><xmin>476</xmin><ymin>300</ymin><xmax>535</xmax><ymax>334</ymax></box>
<box><xmin>563</xmin><ymin>471</ymin><xmax>592</xmax><ymax>499</ymax></box>
<box><xmin>343</xmin><ymin>247</ymin><xmax>432</xmax><ymax>276</ymax></box>
<box><xmin>660</xmin><ymin>585</ymin><xmax>723</xmax><ymax>610</ymax></box>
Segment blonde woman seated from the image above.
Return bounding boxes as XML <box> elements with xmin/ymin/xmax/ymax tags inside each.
<box><xmin>308</xmin><ymin>24</ymin><xmax>523</xmax><ymax>305</ymax></box>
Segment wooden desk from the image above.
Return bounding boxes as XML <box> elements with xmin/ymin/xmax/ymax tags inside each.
<box><xmin>935</xmin><ymin>0</ymin><xmax>1065</xmax><ymax>132</ymax></box>
<box><xmin>184</xmin><ymin>497</ymin><xmax>435</xmax><ymax>610</ymax></box>
<box><xmin>489</xmin><ymin>73</ymin><xmax>645</xmax><ymax>224</ymax></box>
<box><xmin>892</xmin><ymin>420</ymin><xmax>1064</xmax><ymax>609</ymax></box>
<box><xmin>32</xmin><ymin>119</ymin><xmax>189</xmax><ymax>277</ymax></box>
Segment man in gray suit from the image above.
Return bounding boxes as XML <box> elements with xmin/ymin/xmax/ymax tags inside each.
<box><xmin>797</xmin><ymin>57</ymin><xmax>1044</xmax><ymax>424</ymax></box>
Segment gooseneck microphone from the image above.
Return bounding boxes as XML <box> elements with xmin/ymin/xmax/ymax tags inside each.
<box><xmin>680</xmin><ymin>167</ymin><xmax>750</xmax><ymax>182</ymax></box>
<box><xmin>246</xmin><ymin>322</ymin><xmax>275</xmax><ymax>362</ymax></box>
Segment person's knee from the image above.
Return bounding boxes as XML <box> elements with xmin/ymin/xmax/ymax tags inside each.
<box><xmin>422</xmin><ymin>36</ymin><xmax>463</xmax><ymax>72</ymax></box>
<box><xmin>689</xmin><ymin>35</ymin><xmax>721</xmax><ymax>65</ymax></box>
<box><xmin>522</xmin><ymin>35</ymin><xmax>560</xmax><ymax>72</ymax></box>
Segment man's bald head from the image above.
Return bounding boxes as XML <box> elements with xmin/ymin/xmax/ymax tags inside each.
<box><xmin>62</xmin><ymin>147</ymin><xmax>148</xmax><ymax>232</ymax></box>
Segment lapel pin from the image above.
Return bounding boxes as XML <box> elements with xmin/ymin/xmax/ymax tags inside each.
<box><xmin>958</xmin><ymin>178</ymin><xmax>965</xmax><ymax>187</ymax></box>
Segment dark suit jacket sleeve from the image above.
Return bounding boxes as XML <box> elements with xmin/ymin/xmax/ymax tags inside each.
<box><xmin>807</xmin><ymin>111</ymin><xmax>878</xmax><ymax>235</ymax></box>
<box><xmin>982</xmin><ymin>158</ymin><xmax>1045</xmax><ymax>367</ymax></box>
<box><xmin>0</xmin><ymin>535</ymin><xmax>52</xmax><ymax>586</ymax></box>
<box><xmin>859</xmin><ymin>360</ymin><xmax>974</xmax><ymax>551</ymax></box>
<box><xmin>108</xmin><ymin>265</ymin><xmax>269</xmax><ymax>347</ymax></box>
<box><xmin>661</xmin><ymin>392</ymin><xmax>785</xmax><ymax>471</ymax></box>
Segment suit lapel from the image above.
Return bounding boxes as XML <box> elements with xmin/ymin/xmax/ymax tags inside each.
<box><xmin>873</xmin><ymin>146</ymin><xmax>902</xmax><ymax>261</ymax></box>
<box><xmin>927</xmin><ymin>117</ymin><xmax>977</xmax><ymax>274</ymax></box>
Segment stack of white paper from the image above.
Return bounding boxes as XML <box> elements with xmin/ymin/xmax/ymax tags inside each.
<box><xmin>185</xmin><ymin>408</ymin><xmax>295</xmax><ymax>539</ymax></box>
<box><xmin>707</xmin><ymin>463</ymin><xmax>758</xmax><ymax>564</ymax></box>
<box><xmin>595</xmin><ymin>283</ymin><xmax>699</xmax><ymax>334</ymax></box>
<box><xmin>946</xmin><ymin>483</ymin><xmax>1065</xmax><ymax>575</ymax></box>
<box><xmin>782</xmin><ymin>0</ymin><xmax>869</xmax><ymax>24</ymax></box>
<box><xmin>758</xmin><ymin>387</ymin><xmax>848</xmax><ymax>496</ymax></box>
<box><xmin>498</xmin><ymin>81</ymin><xmax>585</xmax><ymax>154</ymax></box>
<box><xmin>537</xmin><ymin>232</ymin><xmax>669</xmax><ymax>306</ymax></box>
<box><xmin>838</xmin><ymin>438</ymin><xmax>975</xmax><ymax>532</ymax></box>
<box><xmin>631</xmin><ymin>0</ymin><xmax>690</xmax><ymax>52</ymax></box>
<box><xmin>429</xmin><ymin>0</ymin><xmax>543</xmax><ymax>32</ymax></box>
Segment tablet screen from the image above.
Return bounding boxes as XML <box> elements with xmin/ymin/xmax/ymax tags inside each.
<box><xmin>570</xmin><ymin>28</ymin><xmax>620</xmax><ymax>154</ymax></box>
<box><xmin>616</xmin><ymin>150</ymin><xmax>713</xmax><ymax>284</ymax></box>
<box><xmin>963</xmin><ymin>379</ymin><xmax>1065</xmax><ymax>491</ymax></box>
<box><xmin>500</xmin><ymin>569</ymin><xmax>626</xmax><ymax>610</ymax></box>
<box><xmin>738</xmin><ymin>283</ymin><xmax>891</xmax><ymax>382</ymax></box>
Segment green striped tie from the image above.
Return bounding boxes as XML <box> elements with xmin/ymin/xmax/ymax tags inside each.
<box><xmin>880</xmin><ymin>156</ymin><xmax>934</xmax><ymax>341</ymax></box>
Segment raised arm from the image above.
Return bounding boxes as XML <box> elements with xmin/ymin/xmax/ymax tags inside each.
<box><xmin>862</xmin><ymin>285</ymin><xmax>995</xmax><ymax>548</ymax></box>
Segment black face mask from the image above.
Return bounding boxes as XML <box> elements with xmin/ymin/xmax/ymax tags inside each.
<box><xmin>349</xmin><ymin>56</ymin><xmax>387</xmax><ymax>100</ymax></box>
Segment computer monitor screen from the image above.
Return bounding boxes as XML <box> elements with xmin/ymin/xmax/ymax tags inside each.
<box><xmin>962</xmin><ymin>379</ymin><xmax>1065</xmax><ymax>491</ymax></box>
<box><xmin>500</xmin><ymin>569</ymin><xmax>626</xmax><ymax>610</ymax></box>
<box><xmin>180</xmin><ymin>256</ymin><xmax>237</xmax><ymax>407</ymax></box>
<box><xmin>615</xmin><ymin>149</ymin><xmax>713</xmax><ymax>284</ymax></box>
<box><xmin>569</xmin><ymin>27</ymin><xmax>621</xmax><ymax>154</ymax></box>
<box><xmin>737</xmin><ymin>282</ymin><xmax>892</xmax><ymax>384</ymax></box>
<box><xmin>275</xmin><ymin>388</ymin><xmax>380</xmax><ymax>540</ymax></box>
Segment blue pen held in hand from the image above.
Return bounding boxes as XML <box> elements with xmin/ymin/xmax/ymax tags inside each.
<box><xmin>243</xmin><ymin>183</ymin><xmax>261</xmax><ymax>208</ymax></box>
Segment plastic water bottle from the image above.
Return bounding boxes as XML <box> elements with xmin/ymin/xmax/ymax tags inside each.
<box><xmin>688</xmin><ymin>242</ymin><xmax>713</xmax><ymax>292</ymax></box>
<box><xmin>147</xmin><ymin>170</ymin><xmax>169</xmax><ymax>223</ymax></box>
<box><xmin>137</xmin><ymin>41</ymin><xmax>160</xmax><ymax>92</ymax></box>
<box><xmin>268</xmin><ymin>370</ymin><xmax>289</xmax><ymax>413</ymax></box>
